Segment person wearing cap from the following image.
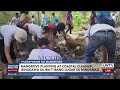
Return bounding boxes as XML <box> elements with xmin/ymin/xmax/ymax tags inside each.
<box><xmin>18</xmin><ymin>23</ymin><xmax>44</xmax><ymax>43</ymax></box>
<box><xmin>0</xmin><ymin>25</ymin><xmax>27</xmax><ymax>73</ymax></box>
<box><xmin>15</xmin><ymin>23</ymin><xmax>45</xmax><ymax>62</ymax></box>
<box><xmin>27</xmin><ymin>38</ymin><xmax>62</xmax><ymax>79</ymax></box>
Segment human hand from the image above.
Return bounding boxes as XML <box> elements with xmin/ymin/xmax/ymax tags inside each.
<box><xmin>14</xmin><ymin>50</ymin><xmax>21</xmax><ymax>58</ymax></box>
<box><xmin>8</xmin><ymin>59</ymin><xmax>14</xmax><ymax>64</ymax></box>
<box><xmin>82</xmin><ymin>26</ymin><xmax>88</xmax><ymax>30</ymax></box>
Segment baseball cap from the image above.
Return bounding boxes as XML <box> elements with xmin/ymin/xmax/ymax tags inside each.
<box><xmin>14</xmin><ymin>28</ymin><xmax>27</xmax><ymax>43</ymax></box>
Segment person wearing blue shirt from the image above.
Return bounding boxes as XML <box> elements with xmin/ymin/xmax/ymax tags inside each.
<box><xmin>96</xmin><ymin>11</ymin><xmax>111</xmax><ymax>23</ymax></box>
<box><xmin>52</xmin><ymin>13</ymin><xmax>58</xmax><ymax>23</ymax></box>
<box><xmin>96</xmin><ymin>11</ymin><xmax>115</xmax><ymax>27</ymax></box>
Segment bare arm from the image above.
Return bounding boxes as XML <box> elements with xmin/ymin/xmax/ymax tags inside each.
<box><xmin>34</xmin><ymin>36</ymin><xmax>38</xmax><ymax>43</ymax></box>
<box><xmin>94</xmin><ymin>17</ymin><xmax>98</xmax><ymax>24</ymax></box>
<box><xmin>10</xmin><ymin>20</ymin><xmax>14</xmax><ymax>25</ymax></box>
<box><xmin>42</xmin><ymin>19</ymin><xmax>44</xmax><ymax>26</ymax></box>
<box><xmin>82</xmin><ymin>26</ymin><xmax>88</xmax><ymax>30</ymax></box>
<box><xmin>10</xmin><ymin>17</ymin><xmax>14</xmax><ymax>25</ymax></box>
<box><xmin>85</xmin><ymin>37</ymin><xmax>89</xmax><ymax>46</ymax></box>
<box><xmin>4</xmin><ymin>46</ymin><xmax>13</xmax><ymax>64</ymax></box>
<box><xmin>13</xmin><ymin>40</ymin><xmax>17</xmax><ymax>52</ymax></box>
<box><xmin>12</xmin><ymin>40</ymin><xmax>20</xmax><ymax>58</ymax></box>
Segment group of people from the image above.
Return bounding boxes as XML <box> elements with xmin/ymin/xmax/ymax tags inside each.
<box><xmin>81</xmin><ymin>11</ymin><xmax>119</xmax><ymax>79</ymax></box>
<box><xmin>40</xmin><ymin>11</ymin><xmax>73</xmax><ymax>34</ymax></box>
<box><xmin>40</xmin><ymin>11</ymin><xmax>73</xmax><ymax>49</ymax></box>
<box><xmin>0</xmin><ymin>11</ymin><xmax>73</xmax><ymax>79</ymax></box>
<box><xmin>83</xmin><ymin>11</ymin><xmax>117</xmax><ymax>66</ymax></box>
<box><xmin>0</xmin><ymin>11</ymin><xmax>118</xmax><ymax>79</ymax></box>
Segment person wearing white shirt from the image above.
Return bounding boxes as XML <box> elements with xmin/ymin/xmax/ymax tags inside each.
<box><xmin>27</xmin><ymin>38</ymin><xmax>62</xmax><ymax>79</ymax></box>
<box><xmin>41</xmin><ymin>11</ymin><xmax>47</xmax><ymax>27</ymax></box>
<box><xmin>31</xmin><ymin>15</ymin><xmax>35</xmax><ymax>24</ymax></box>
<box><xmin>0</xmin><ymin>25</ymin><xmax>27</xmax><ymax>73</ymax></box>
<box><xmin>16</xmin><ymin>23</ymin><xmax>44</xmax><ymax>60</ymax></box>
<box><xmin>22</xmin><ymin>23</ymin><xmax>44</xmax><ymax>42</ymax></box>
<box><xmin>10</xmin><ymin>13</ymin><xmax>19</xmax><ymax>25</ymax></box>
<box><xmin>111</xmin><ymin>13</ymin><xmax>118</xmax><ymax>22</ymax></box>
<box><xmin>83</xmin><ymin>23</ymin><xmax>116</xmax><ymax>64</ymax></box>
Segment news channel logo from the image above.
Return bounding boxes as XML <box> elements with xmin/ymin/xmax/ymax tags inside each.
<box><xmin>7</xmin><ymin>64</ymin><xmax>19</xmax><ymax>72</ymax></box>
<box><xmin>102</xmin><ymin>63</ymin><xmax>114</xmax><ymax>76</ymax></box>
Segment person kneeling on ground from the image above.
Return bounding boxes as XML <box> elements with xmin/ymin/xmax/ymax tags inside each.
<box><xmin>0</xmin><ymin>25</ymin><xmax>27</xmax><ymax>73</ymax></box>
<box><xmin>27</xmin><ymin>38</ymin><xmax>62</xmax><ymax>79</ymax></box>
<box><xmin>84</xmin><ymin>23</ymin><xmax>116</xmax><ymax>64</ymax></box>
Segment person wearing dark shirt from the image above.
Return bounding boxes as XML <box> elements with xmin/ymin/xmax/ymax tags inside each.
<box><xmin>66</xmin><ymin>11</ymin><xmax>73</xmax><ymax>34</ymax></box>
<box><xmin>90</xmin><ymin>11</ymin><xmax>97</xmax><ymax>26</ymax></box>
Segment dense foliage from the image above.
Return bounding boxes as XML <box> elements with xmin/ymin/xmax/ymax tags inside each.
<box><xmin>0</xmin><ymin>11</ymin><xmax>91</xmax><ymax>30</ymax></box>
<box><xmin>27</xmin><ymin>11</ymin><xmax>91</xmax><ymax>31</ymax></box>
<box><xmin>0</xmin><ymin>11</ymin><xmax>17</xmax><ymax>25</ymax></box>
<box><xmin>0</xmin><ymin>11</ymin><xmax>120</xmax><ymax>30</ymax></box>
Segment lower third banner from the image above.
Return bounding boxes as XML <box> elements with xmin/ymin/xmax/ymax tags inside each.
<box><xmin>7</xmin><ymin>60</ymin><xmax>114</xmax><ymax>76</ymax></box>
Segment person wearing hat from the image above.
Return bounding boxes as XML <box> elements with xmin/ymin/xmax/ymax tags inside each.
<box><xmin>0</xmin><ymin>25</ymin><xmax>27</xmax><ymax>73</ymax></box>
<box><xmin>17</xmin><ymin>23</ymin><xmax>44</xmax><ymax>43</ymax></box>
<box><xmin>15</xmin><ymin>22</ymin><xmax>45</xmax><ymax>62</ymax></box>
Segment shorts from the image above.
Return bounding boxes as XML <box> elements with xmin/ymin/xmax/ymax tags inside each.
<box><xmin>53</xmin><ymin>23</ymin><xmax>65</xmax><ymax>36</ymax></box>
<box><xmin>0</xmin><ymin>39</ymin><xmax>16</xmax><ymax>64</ymax></box>
<box><xmin>56</xmin><ymin>23</ymin><xmax>65</xmax><ymax>32</ymax></box>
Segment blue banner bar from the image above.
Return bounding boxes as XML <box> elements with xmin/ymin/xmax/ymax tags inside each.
<box><xmin>7</xmin><ymin>72</ymin><xmax>114</xmax><ymax>76</ymax></box>
<box><xmin>19</xmin><ymin>60</ymin><xmax>86</xmax><ymax>63</ymax></box>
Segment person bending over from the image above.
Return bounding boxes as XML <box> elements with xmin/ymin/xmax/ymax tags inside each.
<box><xmin>0</xmin><ymin>25</ymin><xmax>27</xmax><ymax>73</ymax></box>
<box><xmin>84</xmin><ymin>23</ymin><xmax>116</xmax><ymax>64</ymax></box>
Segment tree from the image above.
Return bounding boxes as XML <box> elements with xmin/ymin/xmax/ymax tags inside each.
<box><xmin>0</xmin><ymin>11</ymin><xmax>17</xmax><ymax>25</ymax></box>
